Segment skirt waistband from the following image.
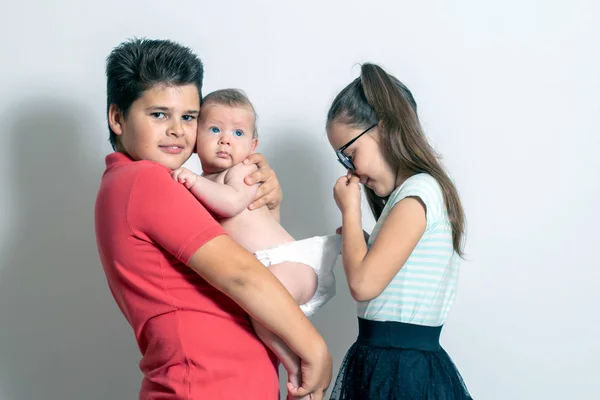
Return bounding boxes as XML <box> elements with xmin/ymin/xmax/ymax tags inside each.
<box><xmin>357</xmin><ymin>317</ymin><xmax>442</xmax><ymax>351</ymax></box>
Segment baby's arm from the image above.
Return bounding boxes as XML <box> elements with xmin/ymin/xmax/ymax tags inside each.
<box><xmin>171</xmin><ymin>164</ymin><xmax>259</xmax><ymax>218</ymax></box>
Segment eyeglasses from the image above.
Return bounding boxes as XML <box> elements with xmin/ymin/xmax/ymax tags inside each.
<box><xmin>335</xmin><ymin>123</ymin><xmax>377</xmax><ymax>171</ymax></box>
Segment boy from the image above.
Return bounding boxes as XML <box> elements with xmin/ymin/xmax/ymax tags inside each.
<box><xmin>171</xmin><ymin>89</ymin><xmax>341</xmax><ymax>395</ymax></box>
<box><xmin>94</xmin><ymin>38</ymin><xmax>331</xmax><ymax>399</ymax></box>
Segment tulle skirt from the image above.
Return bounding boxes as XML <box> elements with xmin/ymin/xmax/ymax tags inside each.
<box><xmin>330</xmin><ymin>318</ymin><xmax>472</xmax><ymax>400</ymax></box>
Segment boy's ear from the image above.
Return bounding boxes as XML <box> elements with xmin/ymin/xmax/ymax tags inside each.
<box><xmin>250</xmin><ymin>138</ymin><xmax>258</xmax><ymax>154</ymax></box>
<box><xmin>108</xmin><ymin>104</ymin><xmax>124</xmax><ymax>135</ymax></box>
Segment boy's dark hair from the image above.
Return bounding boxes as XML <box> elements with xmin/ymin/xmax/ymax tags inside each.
<box><xmin>202</xmin><ymin>89</ymin><xmax>258</xmax><ymax>138</ymax></box>
<box><xmin>106</xmin><ymin>38</ymin><xmax>204</xmax><ymax>150</ymax></box>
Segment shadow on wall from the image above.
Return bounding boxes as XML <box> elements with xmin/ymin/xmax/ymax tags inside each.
<box><xmin>264</xmin><ymin>123</ymin><xmax>358</xmax><ymax>398</ymax></box>
<box><xmin>266</xmin><ymin>124</ymin><xmax>333</xmax><ymax>238</ymax></box>
<box><xmin>0</xmin><ymin>111</ymin><xmax>358</xmax><ymax>400</ymax></box>
<box><xmin>0</xmin><ymin>98</ymin><xmax>141</xmax><ymax>400</ymax></box>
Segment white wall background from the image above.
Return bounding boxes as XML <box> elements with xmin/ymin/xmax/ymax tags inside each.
<box><xmin>0</xmin><ymin>1</ymin><xmax>598</xmax><ymax>399</ymax></box>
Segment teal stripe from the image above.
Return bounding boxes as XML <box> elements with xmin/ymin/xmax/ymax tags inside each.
<box><xmin>374</xmin><ymin>290</ymin><xmax>442</xmax><ymax>300</ymax></box>
<box><xmin>364</xmin><ymin>300</ymin><xmax>446</xmax><ymax>308</ymax></box>
<box><xmin>359</xmin><ymin>296</ymin><xmax>439</xmax><ymax>307</ymax></box>
<box><xmin>363</xmin><ymin>312</ymin><xmax>445</xmax><ymax>321</ymax></box>
<box><xmin>400</xmin><ymin>268</ymin><xmax>455</xmax><ymax>277</ymax></box>
<box><xmin>405</xmin><ymin>253</ymin><xmax>449</xmax><ymax>268</ymax></box>
<box><xmin>359</xmin><ymin>298</ymin><xmax>438</xmax><ymax>308</ymax></box>
<box><xmin>362</xmin><ymin>305</ymin><xmax>444</xmax><ymax>314</ymax></box>
<box><xmin>359</xmin><ymin>298</ymin><xmax>456</xmax><ymax>313</ymax></box>
<box><xmin>377</xmin><ymin>285</ymin><xmax>450</xmax><ymax>294</ymax></box>
<box><xmin>358</xmin><ymin>173</ymin><xmax>457</xmax><ymax>327</ymax></box>
<box><xmin>407</xmin><ymin>253</ymin><xmax>453</xmax><ymax>261</ymax></box>
<box><xmin>419</xmin><ymin>237</ymin><xmax>452</xmax><ymax>245</ymax></box>
<box><xmin>398</xmin><ymin>271</ymin><xmax>451</xmax><ymax>280</ymax></box>
<box><xmin>414</xmin><ymin>244</ymin><xmax>453</xmax><ymax>251</ymax></box>
<box><xmin>388</xmin><ymin>276</ymin><xmax>446</xmax><ymax>284</ymax></box>
<box><xmin>386</xmin><ymin>279</ymin><xmax>457</xmax><ymax>288</ymax></box>
<box><xmin>362</xmin><ymin>311</ymin><xmax>448</xmax><ymax>321</ymax></box>
<box><xmin>361</xmin><ymin>306</ymin><xmax>445</xmax><ymax>316</ymax></box>
<box><xmin>435</xmin><ymin>220</ymin><xmax>452</xmax><ymax>227</ymax></box>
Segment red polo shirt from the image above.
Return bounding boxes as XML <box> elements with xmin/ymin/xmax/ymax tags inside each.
<box><xmin>94</xmin><ymin>152</ymin><xmax>278</xmax><ymax>399</ymax></box>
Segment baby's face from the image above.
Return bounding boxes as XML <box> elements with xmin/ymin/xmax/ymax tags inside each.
<box><xmin>196</xmin><ymin>104</ymin><xmax>257</xmax><ymax>173</ymax></box>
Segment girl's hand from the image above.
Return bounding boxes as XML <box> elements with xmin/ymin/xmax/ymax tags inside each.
<box><xmin>333</xmin><ymin>173</ymin><xmax>361</xmax><ymax>214</ymax></box>
<box><xmin>243</xmin><ymin>153</ymin><xmax>282</xmax><ymax>211</ymax></box>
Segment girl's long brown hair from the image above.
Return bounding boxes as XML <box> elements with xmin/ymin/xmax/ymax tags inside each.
<box><xmin>327</xmin><ymin>63</ymin><xmax>466</xmax><ymax>256</ymax></box>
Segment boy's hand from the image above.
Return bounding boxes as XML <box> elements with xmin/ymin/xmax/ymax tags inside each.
<box><xmin>286</xmin><ymin>341</ymin><xmax>332</xmax><ymax>400</ymax></box>
<box><xmin>243</xmin><ymin>153</ymin><xmax>282</xmax><ymax>211</ymax></box>
<box><xmin>171</xmin><ymin>167</ymin><xmax>198</xmax><ymax>189</ymax></box>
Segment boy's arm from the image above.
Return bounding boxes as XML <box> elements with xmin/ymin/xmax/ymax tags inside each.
<box><xmin>178</xmin><ymin>164</ymin><xmax>259</xmax><ymax>218</ymax></box>
<box><xmin>132</xmin><ymin>167</ymin><xmax>332</xmax><ymax>398</ymax></box>
<box><xmin>189</xmin><ymin>236</ymin><xmax>332</xmax><ymax>398</ymax></box>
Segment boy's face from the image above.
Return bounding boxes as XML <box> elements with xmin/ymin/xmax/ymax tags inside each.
<box><xmin>196</xmin><ymin>104</ymin><xmax>258</xmax><ymax>174</ymax></box>
<box><xmin>109</xmin><ymin>84</ymin><xmax>200</xmax><ymax>170</ymax></box>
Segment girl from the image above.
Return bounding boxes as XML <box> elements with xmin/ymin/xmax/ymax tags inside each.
<box><xmin>327</xmin><ymin>63</ymin><xmax>472</xmax><ymax>399</ymax></box>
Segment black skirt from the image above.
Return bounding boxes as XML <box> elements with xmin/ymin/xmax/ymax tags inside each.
<box><xmin>330</xmin><ymin>318</ymin><xmax>472</xmax><ymax>399</ymax></box>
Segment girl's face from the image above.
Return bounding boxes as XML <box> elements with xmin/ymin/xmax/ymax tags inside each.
<box><xmin>327</xmin><ymin>122</ymin><xmax>398</xmax><ymax>197</ymax></box>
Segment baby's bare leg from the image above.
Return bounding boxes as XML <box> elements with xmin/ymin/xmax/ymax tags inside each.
<box><xmin>268</xmin><ymin>261</ymin><xmax>317</xmax><ymax>306</ymax></box>
<box><xmin>251</xmin><ymin>262</ymin><xmax>317</xmax><ymax>399</ymax></box>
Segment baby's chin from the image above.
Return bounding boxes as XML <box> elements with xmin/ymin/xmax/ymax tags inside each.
<box><xmin>200</xmin><ymin>164</ymin><xmax>226</xmax><ymax>174</ymax></box>
<box><xmin>199</xmin><ymin>159</ymin><xmax>233</xmax><ymax>174</ymax></box>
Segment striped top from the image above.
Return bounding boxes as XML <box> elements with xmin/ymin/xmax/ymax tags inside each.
<box><xmin>357</xmin><ymin>173</ymin><xmax>460</xmax><ymax>327</ymax></box>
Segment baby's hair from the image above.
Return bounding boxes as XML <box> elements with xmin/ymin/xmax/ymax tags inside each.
<box><xmin>106</xmin><ymin>38</ymin><xmax>204</xmax><ymax>150</ymax></box>
<box><xmin>202</xmin><ymin>89</ymin><xmax>258</xmax><ymax>138</ymax></box>
<box><xmin>327</xmin><ymin>63</ymin><xmax>466</xmax><ymax>257</ymax></box>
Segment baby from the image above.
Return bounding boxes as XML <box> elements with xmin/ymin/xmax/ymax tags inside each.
<box><xmin>171</xmin><ymin>89</ymin><xmax>340</xmax><ymax>394</ymax></box>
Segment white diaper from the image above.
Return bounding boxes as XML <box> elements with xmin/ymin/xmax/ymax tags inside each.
<box><xmin>254</xmin><ymin>234</ymin><xmax>342</xmax><ymax>317</ymax></box>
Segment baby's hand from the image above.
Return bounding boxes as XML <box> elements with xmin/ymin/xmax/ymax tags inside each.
<box><xmin>171</xmin><ymin>167</ymin><xmax>198</xmax><ymax>189</ymax></box>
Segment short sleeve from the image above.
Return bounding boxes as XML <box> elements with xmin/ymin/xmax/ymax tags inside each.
<box><xmin>127</xmin><ymin>164</ymin><xmax>226</xmax><ymax>264</ymax></box>
<box><xmin>386</xmin><ymin>174</ymin><xmax>444</xmax><ymax>231</ymax></box>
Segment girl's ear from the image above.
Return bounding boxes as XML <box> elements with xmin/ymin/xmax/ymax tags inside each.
<box><xmin>250</xmin><ymin>138</ymin><xmax>259</xmax><ymax>153</ymax></box>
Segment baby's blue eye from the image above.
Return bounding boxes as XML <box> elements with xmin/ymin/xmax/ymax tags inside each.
<box><xmin>210</xmin><ymin>127</ymin><xmax>220</xmax><ymax>134</ymax></box>
<box><xmin>234</xmin><ymin>130</ymin><xmax>244</xmax><ymax>137</ymax></box>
